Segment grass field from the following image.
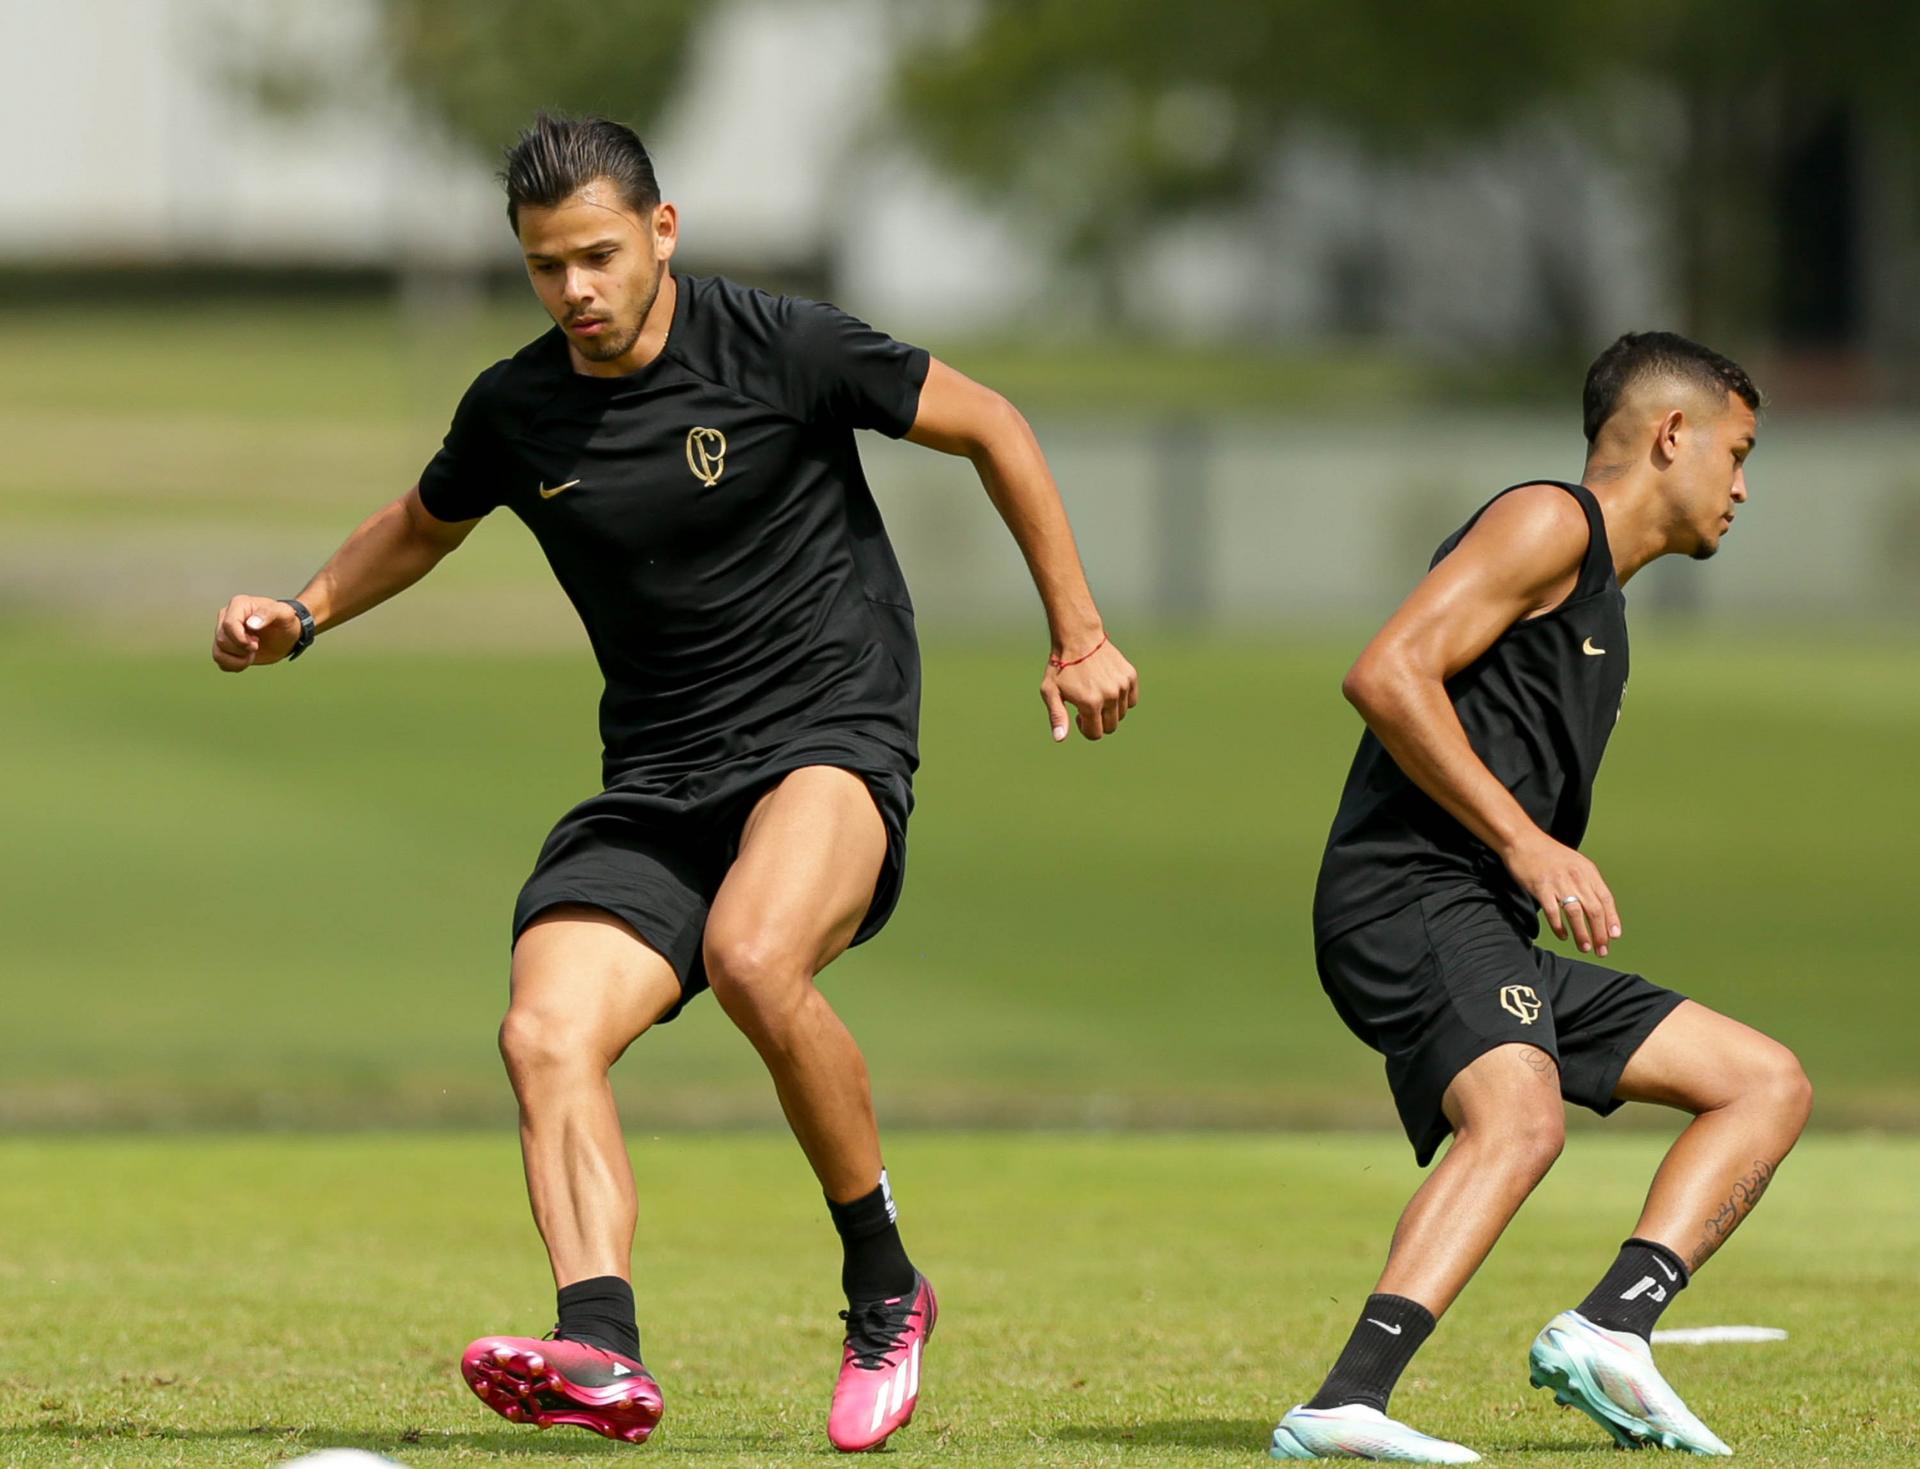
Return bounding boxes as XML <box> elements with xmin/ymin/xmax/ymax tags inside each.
<box><xmin>1</xmin><ymin>1132</ymin><xmax>1914</xmax><ymax>1467</ymax></box>
<box><xmin>4</xmin><ymin>298</ymin><xmax>1918</xmax><ymax>1467</ymax></box>
<box><xmin>3</xmin><ymin>628</ymin><xmax>1918</xmax><ymax>1130</ymax></box>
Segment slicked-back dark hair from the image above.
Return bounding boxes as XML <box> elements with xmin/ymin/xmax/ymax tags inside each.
<box><xmin>1582</xmin><ymin>331</ymin><xmax>1760</xmax><ymax>444</ymax></box>
<box><xmin>500</xmin><ymin>111</ymin><xmax>660</xmax><ymax>231</ymax></box>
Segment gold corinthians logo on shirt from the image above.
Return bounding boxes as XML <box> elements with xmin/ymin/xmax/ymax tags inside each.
<box><xmin>1500</xmin><ymin>984</ymin><xmax>1543</xmax><ymax>1024</ymax></box>
<box><xmin>685</xmin><ymin>426</ymin><xmax>727</xmax><ymax>486</ymax></box>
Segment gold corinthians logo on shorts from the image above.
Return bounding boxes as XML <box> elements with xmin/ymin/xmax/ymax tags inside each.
<box><xmin>685</xmin><ymin>426</ymin><xmax>727</xmax><ymax>486</ymax></box>
<box><xmin>1500</xmin><ymin>985</ymin><xmax>1543</xmax><ymax>1024</ymax></box>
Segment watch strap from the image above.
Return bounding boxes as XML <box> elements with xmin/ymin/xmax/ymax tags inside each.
<box><xmin>279</xmin><ymin>598</ymin><xmax>317</xmax><ymax>661</ymax></box>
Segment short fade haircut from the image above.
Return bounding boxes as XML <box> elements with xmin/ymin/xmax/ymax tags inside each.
<box><xmin>1581</xmin><ymin>331</ymin><xmax>1761</xmax><ymax>444</ymax></box>
<box><xmin>500</xmin><ymin>111</ymin><xmax>660</xmax><ymax>231</ymax></box>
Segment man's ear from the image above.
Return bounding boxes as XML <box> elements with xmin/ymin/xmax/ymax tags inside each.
<box><xmin>651</xmin><ymin>202</ymin><xmax>679</xmax><ymax>262</ymax></box>
<box><xmin>1652</xmin><ymin>407</ymin><xmax>1685</xmax><ymax>468</ymax></box>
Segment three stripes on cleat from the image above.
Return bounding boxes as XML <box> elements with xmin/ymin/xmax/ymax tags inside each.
<box><xmin>866</xmin><ymin>1338</ymin><xmax>922</xmax><ymax>1435</ymax></box>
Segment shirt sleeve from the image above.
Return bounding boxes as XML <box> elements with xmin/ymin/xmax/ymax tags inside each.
<box><xmin>417</xmin><ymin>364</ymin><xmax>512</xmax><ymax>522</ymax></box>
<box><xmin>775</xmin><ymin>297</ymin><xmax>930</xmax><ymax>438</ymax></box>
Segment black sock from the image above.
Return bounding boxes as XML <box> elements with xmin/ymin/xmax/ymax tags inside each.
<box><xmin>1575</xmin><ymin>1237</ymin><xmax>1690</xmax><ymax>1339</ymax></box>
<box><xmin>555</xmin><ymin>1274</ymin><xmax>641</xmax><ymax>1361</ymax></box>
<box><xmin>1305</xmin><ymin>1293</ymin><xmax>1437</xmax><ymax>1413</ymax></box>
<box><xmin>827</xmin><ymin>1169</ymin><xmax>916</xmax><ymax>1303</ymax></box>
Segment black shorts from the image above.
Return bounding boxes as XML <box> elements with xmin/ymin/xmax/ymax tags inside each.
<box><xmin>511</xmin><ymin>739</ymin><xmax>913</xmax><ymax>1024</ymax></box>
<box><xmin>1316</xmin><ymin>883</ymin><xmax>1686</xmax><ymax>1165</ymax></box>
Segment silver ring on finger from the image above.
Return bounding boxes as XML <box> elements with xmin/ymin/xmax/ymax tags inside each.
<box><xmin>1559</xmin><ymin>895</ymin><xmax>1583</xmax><ymax>907</ymax></box>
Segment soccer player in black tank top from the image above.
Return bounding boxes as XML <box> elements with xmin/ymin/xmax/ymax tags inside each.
<box><xmin>211</xmin><ymin>115</ymin><xmax>1139</xmax><ymax>1452</ymax></box>
<box><xmin>1271</xmin><ymin>334</ymin><xmax>1812</xmax><ymax>1463</ymax></box>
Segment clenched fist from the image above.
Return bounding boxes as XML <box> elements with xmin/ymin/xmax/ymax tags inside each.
<box><xmin>211</xmin><ymin>595</ymin><xmax>302</xmax><ymax>672</ymax></box>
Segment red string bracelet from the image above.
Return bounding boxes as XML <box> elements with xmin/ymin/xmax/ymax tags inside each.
<box><xmin>1048</xmin><ymin>634</ymin><xmax>1108</xmax><ymax>671</ymax></box>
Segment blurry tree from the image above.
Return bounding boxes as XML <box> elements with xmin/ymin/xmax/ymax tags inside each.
<box><xmin>888</xmin><ymin>0</ymin><xmax>1638</xmax><ymax>333</ymax></box>
<box><xmin>891</xmin><ymin>0</ymin><xmax>1920</xmax><ymax>369</ymax></box>
<box><xmin>229</xmin><ymin>0</ymin><xmax>702</xmax><ymax>167</ymax></box>
<box><xmin>1644</xmin><ymin>2</ymin><xmax>1920</xmax><ymax>376</ymax></box>
<box><xmin>382</xmin><ymin>1</ymin><xmax>703</xmax><ymax>160</ymax></box>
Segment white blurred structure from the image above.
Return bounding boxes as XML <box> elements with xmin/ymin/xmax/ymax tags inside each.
<box><xmin>0</xmin><ymin>0</ymin><xmax>1662</xmax><ymax>343</ymax></box>
<box><xmin>0</xmin><ymin>1</ymin><xmax>504</xmax><ymax>265</ymax></box>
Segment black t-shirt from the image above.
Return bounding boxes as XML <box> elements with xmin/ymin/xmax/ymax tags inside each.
<box><xmin>417</xmin><ymin>274</ymin><xmax>930</xmax><ymax>789</ymax></box>
<box><xmin>1313</xmin><ymin>480</ymin><xmax>1631</xmax><ymax>945</ymax></box>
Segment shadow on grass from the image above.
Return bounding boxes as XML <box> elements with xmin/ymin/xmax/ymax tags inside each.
<box><xmin>1052</xmin><ymin>1417</ymin><xmax>1279</xmax><ymax>1451</ymax></box>
<box><xmin>0</xmin><ymin>1421</ymin><xmax>628</xmax><ymax>1456</ymax></box>
<box><xmin>1055</xmin><ymin>1419</ymin><xmax>1625</xmax><ymax>1457</ymax></box>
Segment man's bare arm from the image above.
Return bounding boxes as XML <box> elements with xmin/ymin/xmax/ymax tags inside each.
<box><xmin>211</xmin><ymin>486</ymin><xmax>476</xmax><ymax>671</ymax></box>
<box><xmin>1342</xmin><ymin>484</ymin><xmax>1622</xmax><ymax>954</ymax></box>
<box><xmin>905</xmin><ymin>357</ymin><xmax>1138</xmax><ymax>742</ymax></box>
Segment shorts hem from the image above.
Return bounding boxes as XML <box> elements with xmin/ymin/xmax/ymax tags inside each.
<box><xmin>727</xmin><ymin>756</ymin><xmax>910</xmax><ymax>947</ymax></box>
<box><xmin>510</xmin><ymin>892</ymin><xmax>706</xmax><ymax>1025</ymax></box>
<box><xmin>1579</xmin><ymin>988</ymin><xmax>1689</xmax><ymax>1118</ymax></box>
<box><xmin>1403</xmin><ymin>1027</ymin><xmax>1555</xmax><ymax>1167</ymax></box>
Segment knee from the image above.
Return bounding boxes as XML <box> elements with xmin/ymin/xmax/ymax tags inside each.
<box><xmin>497</xmin><ymin>1003</ymin><xmax>603</xmax><ymax>1082</ymax></box>
<box><xmin>1743</xmin><ymin>1040</ymin><xmax>1814</xmax><ymax>1130</ymax></box>
<box><xmin>1464</xmin><ymin>1107</ymin><xmax>1565</xmax><ymax>1178</ymax></box>
<box><xmin>703</xmin><ymin>928</ymin><xmax>810</xmax><ymax>1039</ymax></box>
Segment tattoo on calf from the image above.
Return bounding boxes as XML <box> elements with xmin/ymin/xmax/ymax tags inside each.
<box><xmin>1691</xmin><ymin>1158</ymin><xmax>1776</xmax><ymax>1271</ymax></box>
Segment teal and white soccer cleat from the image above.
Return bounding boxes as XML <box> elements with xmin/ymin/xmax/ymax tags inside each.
<box><xmin>1271</xmin><ymin>1403</ymin><xmax>1481</xmax><ymax>1462</ymax></box>
<box><xmin>1528</xmin><ymin>1309</ymin><xmax>1732</xmax><ymax>1454</ymax></box>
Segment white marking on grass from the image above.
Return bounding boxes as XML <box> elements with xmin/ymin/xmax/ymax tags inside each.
<box><xmin>1650</xmin><ymin>1326</ymin><xmax>1788</xmax><ymax>1344</ymax></box>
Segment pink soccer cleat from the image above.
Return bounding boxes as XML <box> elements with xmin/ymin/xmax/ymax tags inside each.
<box><xmin>460</xmin><ymin>1334</ymin><xmax>664</xmax><ymax>1444</ymax></box>
<box><xmin>827</xmin><ymin>1272</ymin><xmax>937</xmax><ymax>1452</ymax></box>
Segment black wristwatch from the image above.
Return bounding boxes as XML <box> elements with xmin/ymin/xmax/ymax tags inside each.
<box><xmin>279</xmin><ymin>598</ymin><xmax>317</xmax><ymax>661</ymax></box>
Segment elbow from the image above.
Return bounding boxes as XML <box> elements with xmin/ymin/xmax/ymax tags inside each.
<box><xmin>965</xmin><ymin>391</ymin><xmax>1030</xmax><ymax>465</ymax></box>
<box><xmin>1343</xmin><ymin>652</ymin><xmax>1419</xmax><ymax>727</ymax></box>
<box><xmin>1341</xmin><ymin>658</ymin><xmax>1384</xmax><ymax>716</ymax></box>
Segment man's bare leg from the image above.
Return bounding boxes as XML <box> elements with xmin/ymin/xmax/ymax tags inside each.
<box><xmin>1552</xmin><ymin>1000</ymin><xmax>1812</xmax><ymax>1343</ymax></box>
<box><xmin>460</xmin><ymin>907</ymin><xmax>682</xmax><ymax>1442</ymax></box>
<box><xmin>1291</xmin><ymin>1041</ymin><xmax>1565</xmax><ymax>1436</ymax></box>
<box><xmin>700</xmin><ymin>766</ymin><xmax>892</xmax><ymax>1204</ymax></box>
<box><xmin>1608</xmin><ymin>1000</ymin><xmax>1812</xmax><ymax>1273</ymax></box>
<box><xmin>1519</xmin><ymin>1003</ymin><xmax>1809</xmax><ymax>1456</ymax></box>
<box><xmin>701</xmin><ymin>765</ymin><xmax>934</xmax><ymax>1452</ymax></box>
<box><xmin>1547</xmin><ymin>999</ymin><xmax>1812</xmax><ymax>1347</ymax></box>
<box><xmin>1375</xmin><ymin>1042</ymin><xmax>1568</xmax><ymax>1313</ymax></box>
<box><xmin>500</xmin><ymin>906</ymin><xmax>683</xmax><ymax>1287</ymax></box>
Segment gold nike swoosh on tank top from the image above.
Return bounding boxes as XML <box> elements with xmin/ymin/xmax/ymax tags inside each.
<box><xmin>1582</xmin><ymin>637</ymin><xmax>1607</xmax><ymax>656</ymax></box>
<box><xmin>538</xmin><ymin>479</ymin><xmax>581</xmax><ymax>499</ymax></box>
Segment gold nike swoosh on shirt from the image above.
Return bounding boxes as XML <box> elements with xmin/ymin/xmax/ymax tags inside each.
<box><xmin>538</xmin><ymin>479</ymin><xmax>581</xmax><ymax>499</ymax></box>
<box><xmin>1582</xmin><ymin>637</ymin><xmax>1607</xmax><ymax>656</ymax></box>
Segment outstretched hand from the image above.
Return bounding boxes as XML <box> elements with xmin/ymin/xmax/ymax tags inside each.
<box><xmin>1041</xmin><ymin>638</ymin><xmax>1139</xmax><ymax>742</ymax></box>
<box><xmin>211</xmin><ymin>595</ymin><xmax>302</xmax><ymax>672</ymax></box>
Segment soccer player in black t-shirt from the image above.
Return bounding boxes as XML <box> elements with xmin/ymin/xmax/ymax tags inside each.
<box><xmin>211</xmin><ymin>114</ymin><xmax>1138</xmax><ymax>1451</ymax></box>
<box><xmin>1269</xmin><ymin>335</ymin><xmax>1811</xmax><ymax>1462</ymax></box>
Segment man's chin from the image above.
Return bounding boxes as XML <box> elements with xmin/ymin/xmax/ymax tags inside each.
<box><xmin>573</xmin><ymin>330</ymin><xmax>643</xmax><ymax>364</ymax></box>
<box><xmin>573</xmin><ymin>335</ymin><xmax>622</xmax><ymax>361</ymax></box>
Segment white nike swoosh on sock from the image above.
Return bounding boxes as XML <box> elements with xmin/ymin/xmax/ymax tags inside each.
<box><xmin>1366</xmin><ymin>1318</ymin><xmax>1404</xmax><ymax>1335</ymax></box>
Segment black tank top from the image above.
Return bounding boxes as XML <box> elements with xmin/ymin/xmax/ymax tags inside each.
<box><xmin>1313</xmin><ymin>480</ymin><xmax>1630</xmax><ymax>944</ymax></box>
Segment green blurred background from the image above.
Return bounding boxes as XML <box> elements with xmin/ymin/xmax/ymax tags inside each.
<box><xmin>4</xmin><ymin>1</ymin><xmax>1918</xmax><ymax>1138</ymax></box>
<box><xmin>4</xmin><ymin>306</ymin><xmax>1917</xmax><ymax>1135</ymax></box>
